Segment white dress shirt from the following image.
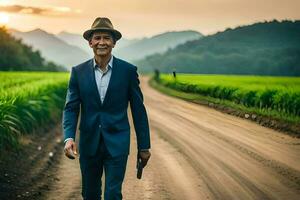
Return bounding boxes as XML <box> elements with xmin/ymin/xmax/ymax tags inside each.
<box><xmin>94</xmin><ymin>56</ymin><xmax>113</xmax><ymax>103</ymax></box>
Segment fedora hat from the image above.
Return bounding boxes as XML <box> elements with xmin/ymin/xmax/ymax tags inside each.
<box><xmin>83</xmin><ymin>17</ymin><xmax>122</xmax><ymax>41</ymax></box>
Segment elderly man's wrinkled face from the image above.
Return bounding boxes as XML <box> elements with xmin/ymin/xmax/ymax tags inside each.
<box><xmin>89</xmin><ymin>31</ymin><xmax>115</xmax><ymax>57</ymax></box>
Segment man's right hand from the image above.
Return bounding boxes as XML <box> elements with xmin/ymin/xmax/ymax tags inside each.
<box><xmin>64</xmin><ymin>139</ymin><xmax>77</xmax><ymax>159</ymax></box>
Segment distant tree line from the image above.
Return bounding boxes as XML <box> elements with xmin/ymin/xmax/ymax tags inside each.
<box><xmin>137</xmin><ymin>20</ymin><xmax>300</xmax><ymax>76</ymax></box>
<box><xmin>0</xmin><ymin>27</ymin><xmax>65</xmax><ymax>71</ymax></box>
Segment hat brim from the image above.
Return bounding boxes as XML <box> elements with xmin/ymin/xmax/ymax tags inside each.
<box><xmin>83</xmin><ymin>28</ymin><xmax>122</xmax><ymax>41</ymax></box>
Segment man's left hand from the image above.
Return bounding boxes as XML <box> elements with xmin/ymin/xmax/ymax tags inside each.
<box><xmin>139</xmin><ymin>150</ymin><xmax>151</xmax><ymax>167</ymax></box>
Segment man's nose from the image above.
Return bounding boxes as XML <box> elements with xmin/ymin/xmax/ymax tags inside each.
<box><xmin>98</xmin><ymin>38</ymin><xmax>105</xmax><ymax>45</ymax></box>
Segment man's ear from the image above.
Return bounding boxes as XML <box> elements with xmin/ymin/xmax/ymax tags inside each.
<box><xmin>88</xmin><ymin>40</ymin><xmax>93</xmax><ymax>48</ymax></box>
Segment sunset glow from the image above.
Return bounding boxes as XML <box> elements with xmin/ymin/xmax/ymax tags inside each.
<box><xmin>0</xmin><ymin>12</ymin><xmax>9</xmax><ymax>25</ymax></box>
<box><xmin>0</xmin><ymin>0</ymin><xmax>299</xmax><ymax>38</ymax></box>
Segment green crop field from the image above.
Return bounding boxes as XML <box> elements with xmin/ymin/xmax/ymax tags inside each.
<box><xmin>0</xmin><ymin>72</ymin><xmax>69</xmax><ymax>151</ymax></box>
<box><xmin>156</xmin><ymin>74</ymin><xmax>300</xmax><ymax>123</ymax></box>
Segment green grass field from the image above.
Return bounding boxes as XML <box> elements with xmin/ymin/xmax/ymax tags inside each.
<box><xmin>156</xmin><ymin>73</ymin><xmax>300</xmax><ymax>123</ymax></box>
<box><xmin>0</xmin><ymin>72</ymin><xmax>69</xmax><ymax>151</ymax></box>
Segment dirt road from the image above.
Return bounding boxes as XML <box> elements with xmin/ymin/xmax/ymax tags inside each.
<box><xmin>43</xmin><ymin>76</ymin><xmax>300</xmax><ymax>200</ymax></box>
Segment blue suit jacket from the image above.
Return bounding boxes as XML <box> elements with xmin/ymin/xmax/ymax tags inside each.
<box><xmin>62</xmin><ymin>57</ymin><xmax>151</xmax><ymax>157</ymax></box>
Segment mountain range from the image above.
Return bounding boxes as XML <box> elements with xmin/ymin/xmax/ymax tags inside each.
<box><xmin>0</xmin><ymin>27</ymin><xmax>64</xmax><ymax>71</ymax></box>
<box><xmin>137</xmin><ymin>20</ymin><xmax>300</xmax><ymax>76</ymax></box>
<box><xmin>10</xmin><ymin>29</ymin><xmax>203</xmax><ymax>70</ymax></box>
<box><xmin>10</xmin><ymin>29</ymin><xmax>90</xmax><ymax>69</ymax></box>
<box><xmin>113</xmin><ymin>31</ymin><xmax>202</xmax><ymax>62</ymax></box>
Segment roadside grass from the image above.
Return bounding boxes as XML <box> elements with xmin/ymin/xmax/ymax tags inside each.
<box><xmin>0</xmin><ymin>72</ymin><xmax>69</xmax><ymax>154</ymax></box>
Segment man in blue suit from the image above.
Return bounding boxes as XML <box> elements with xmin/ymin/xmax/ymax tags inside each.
<box><xmin>62</xmin><ymin>17</ymin><xmax>151</xmax><ymax>200</ymax></box>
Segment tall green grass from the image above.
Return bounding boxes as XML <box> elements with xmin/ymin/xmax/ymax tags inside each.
<box><xmin>157</xmin><ymin>74</ymin><xmax>300</xmax><ymax>121</ymax></box>
<box><xmin>0</xmin><ymin>72</ymin><xmax>69</xmax><ymax>151</ymax></box>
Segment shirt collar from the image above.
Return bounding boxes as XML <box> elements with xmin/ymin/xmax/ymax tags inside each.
<box><xmin>93</xmin><ymin>55</ymin><xmax>113</xmax><ymax>69</ymax></box>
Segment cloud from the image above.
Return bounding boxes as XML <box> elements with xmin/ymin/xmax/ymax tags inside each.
<box><xmin>0</xmin><ymin>4</ymin><xmax>81</xmax><ymax>17</ymax></box>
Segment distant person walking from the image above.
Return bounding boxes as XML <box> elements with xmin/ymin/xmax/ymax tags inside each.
<box><xmin>62</xmin><ymin>17</ymin><xmax>151</xmax><ymax>200</ymax></box>
<box><xmin>172</xmin><ymin>69</ymin><xmax>177</xmax><ymax>78</ymax></box>
<box><xmin>154</xmin><ymin>69</ymin><xmax>160</xmax><ymax>81</ymax></box>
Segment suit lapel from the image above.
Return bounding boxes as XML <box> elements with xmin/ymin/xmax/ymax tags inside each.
<box><xmin>87</xmin><ymin>59</ymin><xmax>102</xmax><ymax>107</ymax></box>
<box><xmin>102</xmin><ymin>56</ymin><xmax>118</xmax><ymax>107</ymax></box>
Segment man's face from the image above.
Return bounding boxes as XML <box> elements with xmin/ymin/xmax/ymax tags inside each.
<box><xmin>89</xmin><ymin>31</ymin><xmax>115</xmax><ymax>57</ymax></box>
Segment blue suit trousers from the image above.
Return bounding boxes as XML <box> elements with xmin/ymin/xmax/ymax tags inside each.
<box><xmin>79</xmin><ymin>134</ymin><xmax>128</xmax><ymax>200</ymax></box>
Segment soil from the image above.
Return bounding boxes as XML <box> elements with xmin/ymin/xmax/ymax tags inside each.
<box><xmin>0</xmin><ymin>124</ymin><xmax>64</xmax><ymax>200</ymax></box>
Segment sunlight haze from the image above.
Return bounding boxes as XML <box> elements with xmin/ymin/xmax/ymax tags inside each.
<box><xmin>0</xmin><ymin>0</ymin><xmax>299</xmax><ymax>38</ymax></box>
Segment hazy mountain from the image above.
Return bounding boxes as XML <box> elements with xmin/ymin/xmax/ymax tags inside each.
<box><xmin>138</xmin><ymin>20</ymin><xmax>300</xmax><ymax>76</ymax></box>
<box><xmin>56</xmin><ymin>31</ymin><xmax>93</xmax><ymax>57</ymax></box>
<box><xmin>10</xmin><ymin>29</ymin><xmax>90</xmax><ymax>69</ymax></box>
<box><xmin>116</xmin><ymin>38</ymin><xmax>141</xmax><ymax>49</ymax></box>
<box><xmin>9</xmin><ymin>28</ymin><xmax>202</xmax><ymax>69</ymax></box>
<box><xmin>56</xmin><ymin>30</ymin><xmax>202</xmax><ymax>62</ymax></box>
<box><xmin>1</xmin><ymin>27</ymin><xmax>64</xmax><ymax>71</ymax></box>
<box><xmin>114</xmin><ymin>30</ymin><xmax>203</xmax><ymax>62</ymax></box>
<box><xmin>56</xmin><ymin>31</ymin><xmax>140</xmax><ymax>56</ymax></box>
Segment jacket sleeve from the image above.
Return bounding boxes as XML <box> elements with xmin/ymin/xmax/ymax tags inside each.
<box><xmin>62</xmin><ymin>67</ymin><xmax>81</xmax><ymax>141</ymax></box>
<box><xmin>129</xmin><ymin>66</ymin><xmax>151</xmax><ymax>151</ymax></box>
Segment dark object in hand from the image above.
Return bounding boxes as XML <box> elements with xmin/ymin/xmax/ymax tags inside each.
<box><xmin>66</xmin><ymin>153</ymin><xmax>75</xmax><ymax>160</ymax></box>
<box><xmin>65</xmin><ymin>149</ymin><xmax>76</xmax><ymax>159</ymax></box>
<box><xmin>136</xmin><ymin>154</ymin><xmax>143</xmax><ymax>179</ymax></box>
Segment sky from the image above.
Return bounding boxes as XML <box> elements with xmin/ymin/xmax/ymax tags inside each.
<box><xmin>0</xmin><ymin>0</ymin><xmax>299</xmax><ymax>39</ymax></box>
